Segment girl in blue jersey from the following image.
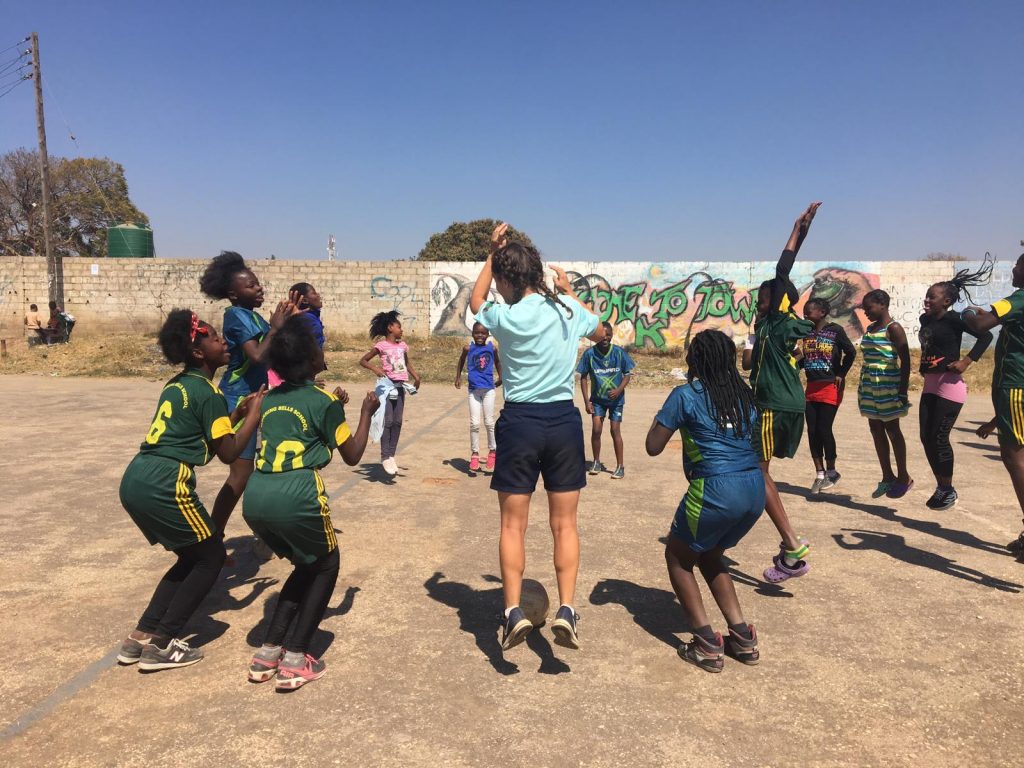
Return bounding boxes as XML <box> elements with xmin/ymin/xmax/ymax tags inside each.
<box><xmin>646</xmin><ymin>330</ymin><xmax>765</xmax><ymax>673</ymax></box>
<box><xmin>199</xmin><ymin>251</ymin><xmax>298</xmax><ymax>536</ymax></box>
<box><xmin>455</xmin><ymin>322</ymin><xmax>503</xmax><ymax>472</ymax></box>
<box><xmin>470</xmin><ymin>223</ymin><xmax>605</xmax><ymax>652</ymax></box>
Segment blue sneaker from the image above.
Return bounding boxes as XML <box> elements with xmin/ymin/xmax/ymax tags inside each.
<box><xmin>550</xmin><ymin>606</ymin><xmax>580</xmax><ymax>649</ymax></box>
<box><xmin>500</xmin><ymin>607</ymin><xmax>533</xmax><ymax>651</ymax></box>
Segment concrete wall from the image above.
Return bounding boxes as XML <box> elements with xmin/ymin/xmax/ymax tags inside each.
<box><xmin>0</xmin><ymin>256</ymin><xmax>1012</xmax><ymax>348</ymax></box>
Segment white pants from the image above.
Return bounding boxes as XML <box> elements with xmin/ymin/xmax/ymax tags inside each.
<box><xmin>468</xmin><ymin>388</ymin><xmax>497</xmax><ymax>454</ymax></box>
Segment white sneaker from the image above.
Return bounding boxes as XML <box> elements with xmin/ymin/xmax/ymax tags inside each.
<box><xmin>383</xmin><ymin>457</ymin><xmax>398</xmax><ymax>476</ymax></box>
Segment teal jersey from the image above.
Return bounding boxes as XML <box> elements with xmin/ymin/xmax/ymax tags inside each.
<box><xmin>576</xmin><ymin>345</ymin><xmax>636</xmax><ymax>403</ymax></box>
<box><xmin>255</xmin><ymin>382</ymin><xmax>350</xmax><ymax>473</ymax></box>
<box><xmin>138</xmin><ymin>370</ymin><xmax>234</xmax><ymax>466</ymax></box>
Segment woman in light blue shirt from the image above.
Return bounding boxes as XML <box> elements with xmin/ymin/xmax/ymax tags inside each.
<box><xmin>471</xmin><ymin>222</ymin><xmax>605</xmax><ymax>653</ymax></box>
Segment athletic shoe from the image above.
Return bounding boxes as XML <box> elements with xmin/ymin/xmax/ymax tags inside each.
<box><xmin>138</xmin><ymin>638</ymin><xmax>203</xmax><ymax>672</ymax></box>
<box><xmin>117</xmin><ymin>634</ymin><xmax>152</xmax><ymax>665</ymax></box>
<box><xmin>275</xmin><ymin>653</ymin><xmax>326</xmax><ymax>691</ymax></box>
<box><xmin>500</xmin><ymin>607</ymin><xmax>533</xmax><ymax>651</ymax></box>
<box><xmin>382</xmin><ymin>457</ymin><xmax>398</xmax><ymax>476</ymax></box>
<box><xmin>820</xmin><ymin>471</ymin><xmax>841</xmax><ymax>491</ymax></box>
<box><xmin>611</xmin><ymin>465</ymin><xmax>625</xmax><ymax>480</ymax></box>
<box><xmin>248</xmin><ymin>646</ymin><xmax>284</xmax><ymax>683</ymax></box>
<box><xmin>588</xmin><ymin>460</ymin><xmax>606</xmax><ymax>475</ymax></box>
<box><xmin>725</xmin><ymin>624</ymin><xmax>760</xmax><ymax>665</ymax></box>
<box><xmin>677</xmin><ymin>632</ymin><xmax>724</xmax><ymax>673</ymax></box>
<box><xmin>763</xmin><ymin>557</ymin><xmax>810</xmax><ymax>583</ymax></box>
<box><xmin>886</xmin><ymin>479</ymin><xmax>914</xmax><ymax>499</ymax></box>
<box><xmin>925</xmin><ymin>487</ymin><xmax>958</xmax><ymax>510</ymax></box>
<box><xmin>871</xmin><ymin>481</ymin><xmax>893</xmax><ymax>499</ymax></box>
<box><xmin>810</xmin><ymin>476</ymin><xmax>825</xmax><ymax>494</ymax></box>
<box><xmin>551</xmin><ymin>606</ymin><xmax>580</xmax><ymax>650</ymax></box>
<box><xmin>486</xmin><ymin>450</ymin><xmax>496</xmax><ymax>471</ymax></box>
<box><xmin>469</xmin><ymin>454</ymin><xmax>480</xmax><ymax>472</ymax></box>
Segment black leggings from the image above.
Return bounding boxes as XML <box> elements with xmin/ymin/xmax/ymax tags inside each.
<box><xmin>919</xmin><ymin>393</ymin><xmax>963</xmax><ymax>481</ymax></box>
<box><xmin>262</xmin><ymin>548</ymin><xmax>339</xmax><ymax>654</ymax></box>
<box><xmin>805</xmin><ymin>401</ymin><xmax>839</xmax><ymax>464</ymax></box>
<box><xmin>137</xmin><ymin>536</ymin><xmax>226</xmax><ymax>639</ymax></box>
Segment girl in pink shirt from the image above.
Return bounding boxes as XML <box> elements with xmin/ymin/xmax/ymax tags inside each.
<box><xmin>360</xmin><ymin>310</ymin><xmax>421</xmax><ymax>476</ymax></box>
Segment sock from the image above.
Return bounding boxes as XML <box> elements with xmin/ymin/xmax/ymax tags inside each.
<box><xmin>282</xmin><ymin>650</ymin><xmax>305</xmax><ymax>667</ymax></box>
<box><xmin>694</xmin><ymin>625</ymin><xmax>717</xmax><ymax>644</ymax></box>
<box><xmin>261</xmin><ymin>644</ymin><xmax>282</xmax><ymax>653</ymax></box>
<box><xmin>727</xmin><ymin>622</ymin><xmax>751</xmax><ymax>639</ymax></box>
<box><xmin>816</xmin><ymin>470</ymin><xmax>825</xmax><ymax>479</ymax></box>
<box><xmin>783</xmin><ymin>542</ymin><xmax>808</xmax><ymax>566</ymax></box>
<box><xmin>504</xmin><ymin>606</ymin><xmax>517</xmax><ymax>619</ymax></box>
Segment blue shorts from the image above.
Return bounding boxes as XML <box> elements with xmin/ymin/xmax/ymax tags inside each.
<box><xmin>491</xmin><ymin>400</ymin><xmax>586</xmax><ymax>494</ymax></box>
<box><xmin>591</xmin><ymin>398</ymin><xmax>624</xmax><ymax>422</ymax></box>
<box><xmin>669</xmin><ymin>469</ymin><xmax>765</xmax><ymax>553</ymax></box>
<box><xmin>226</xmin><ymin>392</ymin><xmax>261</xmax><ymax>461</ymax></box>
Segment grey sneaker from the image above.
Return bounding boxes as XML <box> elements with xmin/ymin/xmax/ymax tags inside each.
<box><xmin>610</xmin><ymin>465</ymin><xmax>625</xmax><ymax>480</ymax></box>
<box><xmin>248</xmin><ymin>645</ymin><xmax>284</xmax><ymax>683</ymax></box>
<box><xmin>810</xmin><ymin>477</ymin><xmax>825</xmax><ymax>494</ymax></box>
<box><xmin>588</xmin><ymin>460</ymin><xmax>606</xmax><ymax>475</ymax></box>
<box><xmin>116</xmin><ymin>634</ymin><xmax>152</xmax><ymax>665</ymax></box>
<box><xmin>138</xmin><ymin>638</ymin><xmax>203</xmax><ymax>672</ymax></box>
<box><xmin>820</xmin><ymin>471</ymin><xmax>841</xmax><ymax>490</ymax></box>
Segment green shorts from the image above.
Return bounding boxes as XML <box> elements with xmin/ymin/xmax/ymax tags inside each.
<box><xmin>242</xmin><ymin>469</ymin><xmax>338</xmax><ymax>565</ymax></box>
<box><xmin>753</xmin><ymin>408</ymin><xmax>804</xmax><ymax>461</ymax></box>
<box><xmin>994</xmin><ymin>388</ymin><xmax>1024</xmax><ymax>448</ymax></box>
<box><xmin>119</xmin><ymin>453</ymin><xmax>215</xmax><ymax>551</ymax></box>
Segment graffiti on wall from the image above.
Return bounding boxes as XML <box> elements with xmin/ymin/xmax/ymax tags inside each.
<box><xmin>428</xmin><ymin>262</ymin><xmax>880</xmax><ymax>349</ymax></box>
<box><xmin>370</xmin><ymin>275</ymin><xmax>419</xmax><ymax>329</ymax></box>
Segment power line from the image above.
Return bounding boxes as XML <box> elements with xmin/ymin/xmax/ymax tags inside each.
<box><xmin>0</xmin><ymin>66</ymin><xmax>31</xmax><ymax>86</ymax></box>
<box><xmin>0</xmin><ymin>36</ymin><xmax>30</xmax><ymax>57</ymax></box>
<box><xmin>0</xmin><ymin>75</ymin><xmax>29</xmax><ymax>100</ymax></box>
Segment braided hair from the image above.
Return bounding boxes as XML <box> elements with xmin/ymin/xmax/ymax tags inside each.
<box><xmin>686</xmin><ymin>330</ymin><xmax>756</xmax><ymax>436</ymax></box>
<box><xmin>933</xmin><ymin>253</ymin><xmax>994</xmax><ymax>306</ymax></box>
<box><xmin>158</xmin><ymin>308</ymin><xmax>211</xmax><ymax>366</ymax></box>
<box><xmin>491</xmin><ymin>242</ymin><xmax>573</xmax><ymax>316</ymax></box>
<box><xmin>369</xmin><ymin>309</ymin><xmax>401</xmax><ymax>339</ymax></box>
<box><xmin>199</xmin><ymin>251</ymin><xmax>248</xmax><ymax>300</ymax></box>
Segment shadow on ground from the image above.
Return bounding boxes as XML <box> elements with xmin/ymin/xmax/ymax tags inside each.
<box><xmin>243</xmin><ymin>584</ymin><xmax>361</xmax><ymax>657</ymax></box>
<box><xmin>424</xmin><ymin>572</ymin><xmax>570</xmax><ymax>676</ymax></box>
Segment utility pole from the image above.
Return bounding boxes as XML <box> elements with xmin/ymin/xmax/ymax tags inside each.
<box><xmin>31</xmin><ymin>32</ymin><xmax>62</xmax><ymax>308</ymax></box>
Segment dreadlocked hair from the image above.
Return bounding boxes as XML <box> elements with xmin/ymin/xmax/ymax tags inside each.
<box><xmin>686</xmin><ymin>330</ymin><xmax>756</xmax><ymax>436</ymax></box>
<box><xmin>491</xmin><ymin>241</ymin><xmax>573</xmax><ymax>316</ymax></box>
<box><xmin>199</xmin><ymin>251</ymin><xmax>249</xmax><ymax>300</ymax></box>
<box><xmin>158</xmin><ymin>308</ymin><xmax>209</xmax><ymax>366</ymax></box>
<box><xmin>269</xmin><ymin>315</ymin><xmax>319</xmax><ymax>385</ymax></box>
<box><xmin>933</xmin><ymin>253</ymin><xmax>994</xmax><ymax>306</ymax></box>
<box><xmin>369</xmin><ymin>309</ymin><xmax>401</xmax><ymax>339</ymax></box>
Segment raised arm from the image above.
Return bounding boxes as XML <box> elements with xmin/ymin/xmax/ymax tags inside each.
<box><xmin>550</xmin><ymin>265</ymin><xmax>605</xmax><ymax>343</ymax></box>
<box><xmin>240</xmin><ymin>300</ymin><xmax>298</xmax><ymax>365</ymax></box>
<box><xmin>470</xmin><ymin>223</ymin><xmax>508</xmax><ymax>315</ymax></box>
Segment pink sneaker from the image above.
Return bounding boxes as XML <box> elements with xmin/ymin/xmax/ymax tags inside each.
<box><xmin>469</xmin><ymin>454</ymin><xmax>480</xmax><ymax>472</ymax></box>
<box><xmin>275</xmin><ymin>653</ymin><xmax>326</xmax><ymax>691</ymax></box>
<box><xmin>486</xmin><ymin>450</ymin><xmax>496</xmax><ymax>471</ymax></box>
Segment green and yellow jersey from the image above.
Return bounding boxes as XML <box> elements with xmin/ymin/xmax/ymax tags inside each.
<box><xmin>138</xmin><ymin>369</ymin><xmax>234</xmax><ymax>466</ymax></box>
<box><xmin>992</xmin><ymin>289</ymin><xmax>1024</xmax><ymax>389</ymax></box>
<box><xmin>750</xmin><ymin>289</ymin><xmax>813</xmax><ymax>414</ymax></box>
<box><xmin>255</xmin><ymin>382</ymin><xmax>350</xmax><ymax>473</ymax></box>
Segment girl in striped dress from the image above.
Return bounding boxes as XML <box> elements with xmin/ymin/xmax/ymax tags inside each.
<box><xmin>858</xmin><ymin>289</ymin><xmax>913</xmax><ymax>499</ymax></box>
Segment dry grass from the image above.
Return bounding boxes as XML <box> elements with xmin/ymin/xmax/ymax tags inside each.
<box><xmin>0</xmin><ymin>331</ymin><xmax>996</xmax><ymax>392</ymax></box>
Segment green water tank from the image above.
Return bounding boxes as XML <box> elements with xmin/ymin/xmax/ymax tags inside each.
<box><xmin>107</xmin><ymin>223</ymin><xmax>154</xmax><ymax>257</ymax></box>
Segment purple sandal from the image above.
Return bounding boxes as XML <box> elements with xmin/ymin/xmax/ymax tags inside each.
<box><xmin>763</xmin><ymin>557</ymin><xmax>810</xmax><ymax>583</ymax></box>
<box><xmin>885</xmin><ymin>479</ymin><xmax>914</xmax><ymax>499</ymax></box>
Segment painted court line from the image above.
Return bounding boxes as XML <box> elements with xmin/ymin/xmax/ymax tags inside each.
<box><xmin>1</xmin><ymin>395</ymin><xmax>463</xmax><ymax>742</ymax></box>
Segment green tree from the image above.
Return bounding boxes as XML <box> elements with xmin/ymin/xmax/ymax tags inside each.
<box><xmin>417</xmin><ymin>219</ymin><xmax>535</xmax><ymax>261</ymax></box>
<box><xmin>0</xmin><ymin>148</ymin><xmax>149</xmax><ymax>258</ymax></box>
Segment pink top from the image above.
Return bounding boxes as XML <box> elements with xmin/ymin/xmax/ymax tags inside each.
<box><xmin>375</xmin><ymin>339</ymin><xmax>409</xmax><ymax>381</ymax></box>
<box><xmin>922</xmin><ymin>371</ymin><xmax>967</xmax><ymax>404</ymax></box>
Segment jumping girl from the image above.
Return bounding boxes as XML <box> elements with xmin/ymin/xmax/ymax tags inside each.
<box><xmin>199</xmin><ymin>251</ymin><xmax>296</xmax><ymax>535</ymax></box>
<box><xmin>454</xmin><ymin>321</ymin><xmax>502</xmax><ymax>472</ymax></box>
<box><xmin>470</xmin><ymin>222</ymin><xmax>605</xmax><ymax>652</ymax></box>
<box><xmin>798</xmin><ymin>297</ymin><xmax>856</xmax><ymax>493</ymax></box>
<box><xmin>117</xmin><ymin>309</ymin><xmax>264</xmax><ymax>670</ymax></box>
<box><xmin>244</xmin><ymin>316</ymin><xmax>378</xmax><ymax>690</ymax></box>
<box><xmin>646</xmin><ymin>330</ymin><xmax>765</xmax><ymax>673</ymax></box>
<box><xmin>917</xmin><ymin>262</ymin><xmax>993</xmax><ymax>509</ymax></box>
<box><xmin>360</xmin><ymin>310</ymin><xmax>421</xmax><ymax>477</ymax></box>
<box><xmin>858</xmin><ymin>289</ymin><xmax>914</xmax><ymax>499</ymax></box>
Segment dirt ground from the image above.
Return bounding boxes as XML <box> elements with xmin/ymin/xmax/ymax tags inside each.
<box><xmin>1</xmin><ymin>375</ymin><xmax>1022</xmax><ymax>767</ymax></box>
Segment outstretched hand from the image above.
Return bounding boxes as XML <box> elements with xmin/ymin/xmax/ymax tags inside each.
<box><xmin>490</xmin><ymin>222</ymin><xmax>509</xmax><ymax>254</ymax></box>
<box><xmin>795</xmin><ymin>202</ymin><xmax>822</xmax><ymax>233</ymax></box>
<box><xmin>269</xmin><ymin>300</ymin><xmax>301</xmax><ymax>330</ymax></box>
<box><xmin>234</xmin><ymin>385</ymin><xmax>267</xmax><ymax>421</ymax></box>
<box><xmin>288</xmin><ymin>290</ymin><xmax>310</xmax><ymax>312</ymax></box>
<box><xmin>550</xmin><ymin>265</ymin><xmax>572</xmax><ymax>295</ymax></box>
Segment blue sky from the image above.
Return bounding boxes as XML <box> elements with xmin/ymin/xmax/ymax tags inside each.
<box><xmin>2</xmin><ymin>1</ymin><xmax>1021</xmax><ymax>263</ymax></box>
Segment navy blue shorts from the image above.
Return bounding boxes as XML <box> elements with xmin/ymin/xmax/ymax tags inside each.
<box><xmin>491</xmin><ymin>400</ymin><xmax>587</xmax><ymax>494</ymax></box>
<box><xmin>591</xmin><ymin>398</ymin><xmax>624</xmax><ymax>422</ymax></box>
<box><xmin>669</xmin><ymin>469</ymin><xmax>765</xmax><ymax>553</ymax></box>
